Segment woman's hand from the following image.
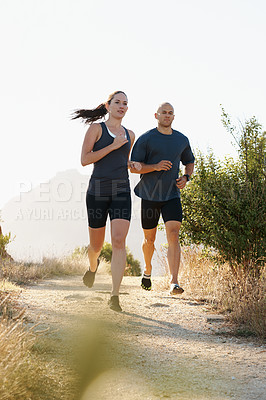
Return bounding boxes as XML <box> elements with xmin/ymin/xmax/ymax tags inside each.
<box><xmin>111</xmin><ymin>132</ymin><xmax>128</xmax><ymax>149</ymax></box>
<box><xmin>128</xmin><ymin>161</ymin><xmax>142</xmax><ymax>171</ymax></box>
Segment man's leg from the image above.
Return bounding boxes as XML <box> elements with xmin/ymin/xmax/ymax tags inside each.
<box><xmin>142</xmin><ymin>227</ymin><xmax>157</xmax><ymax>275</ymax></box>
<box><xmin>141</xmin><ymin>227</ymin><xmax>157</xmax><ymax>290</ymax></box>
<box><xmin>141</xmin><ymin>199</ymin><xmax>161</xmax><ymax>290</ymax></box>
<box><xmin>165</xmin><ymin>220</ymin><xmax>184</xmax><ymax>293</ymax></box>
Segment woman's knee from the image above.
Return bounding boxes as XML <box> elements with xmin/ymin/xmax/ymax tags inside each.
<box><xmin>112</xmin><ymin>234</ymin><xmax>126</xmax><ymax>250</ymax></box>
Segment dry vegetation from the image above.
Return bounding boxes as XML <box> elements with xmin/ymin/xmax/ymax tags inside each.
<box><xmin>0</xmin><ymin>255</ymin><xmax>88</xmax><ymax>400</ymax></box>
<box><xmin>0</xmin><ymin>254</ymin><xmax>88</xmax><ymax>284</ymax></box>
<box><xmin>159</xmin><ymin>245</ymin><xmax>265</xmax><ymax>339</ymax></box>
<box><xmin>0</xmin><ymin>246</ymin><xmax>265</xmax><ymax>399</ymax></box>
<box><xmin>0</xmin><ymin>286</ymin><xmax>69</xmax><ymax>399</ymax></box>
<box><xmin>0</xmin><ymin>253</ymin><xmax>119</xmax><ymax>400</ymax></box>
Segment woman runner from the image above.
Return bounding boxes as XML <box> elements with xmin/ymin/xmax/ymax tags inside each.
<box><xmin>72</xmin><ymin>91</ymin><xmax>140</xmax><ymax>312</ymax></box>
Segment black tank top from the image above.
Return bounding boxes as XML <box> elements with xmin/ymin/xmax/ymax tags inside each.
<box><xmin>87</xmin><ymin>122</ymin><xmax>131</xmax><ymax>196</ymax></box>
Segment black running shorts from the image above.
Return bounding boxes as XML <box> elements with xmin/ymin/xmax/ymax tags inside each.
<box><xmin>141</xmin><ymin>197</ymin><xmax>182</xmax><ymax>230</ymax></box>
<box><xmin>86</xmin><ymin>192</ymin><xmax>131</xmax><ymax>228</ymax></box>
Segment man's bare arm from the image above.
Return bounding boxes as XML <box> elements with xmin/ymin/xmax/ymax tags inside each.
<box><xmin>184</xmin><ymin>163</ymin><xmax>194</xmax><ymax>177</ymax></box>
<box><xmin>130</xmin><ymin>160</ymin><xmax>172</xmax><ymax>174</ymax></box>
<box><xmin>176</xmin><ymin>162</ymin><xmax>194</xmax><ymax>189</ymax></box>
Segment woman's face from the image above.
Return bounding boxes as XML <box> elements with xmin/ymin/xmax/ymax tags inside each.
<box><xmin>107</xmin><ymin>92</ymin><xmax>128</xmax><ymax>119</ymax></box>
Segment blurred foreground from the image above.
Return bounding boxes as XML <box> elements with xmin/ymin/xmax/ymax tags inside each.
<box><xmin>0</xmin><ymin>250</ymin><xmax>265</xmax><ymax>399</ymax></box>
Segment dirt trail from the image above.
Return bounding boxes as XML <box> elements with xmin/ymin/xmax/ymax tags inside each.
<box><xmin>19</xmin><ymin>273</ymin><xmax>265</xmax><ymax>400</ymax></box>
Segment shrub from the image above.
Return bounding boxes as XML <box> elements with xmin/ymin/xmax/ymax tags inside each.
<box><xmin>124</xmin><ymin>247</ymin><xmax>142</xmax><ymax>276</ymax></box>
<box><xmin>100</xmin><ymin>242</ymin><xmax>141</xmax><ymax>276</ymax></box>
<box><xmin>0</xmin><ymin>232</ymin><xmax>11</xmax><ymax>259</ymax></box>
<box><xmin>99</xmin><ymin>242</ymin><xmax>113</xmax><ymax>263</ymax></box>
<box><xmin>180</xmin><ymin>111</ymin><xmax>265</xmax><ymax>276</ymax></box>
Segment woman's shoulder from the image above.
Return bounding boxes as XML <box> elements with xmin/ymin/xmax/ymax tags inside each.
<box><xmin>122</xmin><ymin>126</ymin><xmax>135</xmax><ymax>141</ymax></box>
<box><xmin>86</xmin><ymin>122</ymin><xmax>102</xmax><ymax>134</ymax></box>
<box><xmin>84</xmin><ymin>122</ymin><xmax>103</xmax><ymax>143</ymax></box>
<box><xmin>127</xmin><ymin>128</ymin><xmax>135</xmax><ymax>139</ymax></box>
<box><xmin>91</xmin><ymin>122</ymin><xmax>103</xmax><ymax>130</ymax></box>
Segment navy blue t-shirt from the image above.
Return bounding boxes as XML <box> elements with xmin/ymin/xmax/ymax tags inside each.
<box><xmin>131</xmin><ymin>128</ymin><xmax>195</xmax><ymax>201</ymax></box>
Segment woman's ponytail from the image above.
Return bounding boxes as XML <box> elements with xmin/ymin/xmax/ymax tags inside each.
<box><xmin>71</xmin><ymin>103</ymin><xmax>108</xmax><ymax>124</ymax></box>
<box><xmin>72</xmin><ymin>91</ymin><xmax>126</xmax><ymax>124</ymax></box>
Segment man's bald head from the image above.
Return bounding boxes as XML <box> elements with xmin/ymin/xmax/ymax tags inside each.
<box><xmin>157</xmin><ymin>102</ymin><xmax>174</xmax><ymax>114</ymax></box>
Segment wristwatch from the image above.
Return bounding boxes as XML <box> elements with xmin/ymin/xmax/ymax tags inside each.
<box><xmin>184</xmin><ymin>174</ymin><xmax>190</xmax><ymax>181</ymax></box>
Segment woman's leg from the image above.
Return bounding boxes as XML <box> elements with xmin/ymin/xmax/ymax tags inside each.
<box><xmin>87</xmin><ymin>226</ymin><xmax>106</xmax><ymax>271</ymax></box>
<box><xmin>86</xmin><ymin>193</ymin><xmax>109</xmax><ymax>272</ymax></box>
<box><xmin>110</xmin><ymin>219</ymin><xmax>130</xmax><ymax>296</ymax></box>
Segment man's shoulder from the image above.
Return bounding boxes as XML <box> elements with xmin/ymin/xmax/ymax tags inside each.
<box><xmin>136</xmin><ymin>128</ymin><xmax>157</xmax><ymax>142</ymax></box>
<box><xmin>172</xmin><ymin>129</ymin><xmax>190</xmax><ymax>142</ymax></box>
<box><xmin>141</xmin><ymin>128</ymin><xmax>157</xmax><ymax>137</ymax></box>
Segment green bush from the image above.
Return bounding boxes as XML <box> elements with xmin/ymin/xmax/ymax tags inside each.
<box><xmin>0</xmin><ymin>214</ymin><xmax>12</xmax><ymax>260</ymax></box>
<box><xmin>100</xmin><ymin>242</ymin><xmax>141</xmax><ymax>276</ymax></box>
<box><xmin>180</xmin><ymin>110</ymin><xmax>265</xmax><ymax>275</ymax></box>
<box><xmin>0</xmin><ymin>232</ymin><xmax>11</xmax><ymax>258</ymax></box>
<box><xmin>73</xmin><ymin>242</ymin><xmax>141</xmax><ymax>276</ymax></box>
<box><xmin>124</xmin><ymin>247</ymin><xmax>142</xmax><ymax>276</ymax></box>
<box><xmin>99</xmin><ymin>242</ymin><xmax>113</xmax><ymax>263</ymax></box>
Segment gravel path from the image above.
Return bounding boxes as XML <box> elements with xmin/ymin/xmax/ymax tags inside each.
<box><xmin>19</xmin><ymin>273</ymin><xmax>265</xmax><ymax>400</ymax></box>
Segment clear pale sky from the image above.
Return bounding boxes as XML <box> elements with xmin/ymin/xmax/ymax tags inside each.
<box><xmin>1</xmin><ymin>0</ymin><xmax>265</xmax><ymax>209</ymax></box>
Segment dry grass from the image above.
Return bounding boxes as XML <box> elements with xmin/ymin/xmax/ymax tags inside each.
<box><xmin>221</xmin><ymin>269</ymin><xmax>266</xmax><ymax>338</ymax></box>
<box><xmin>0</xmin><ymin>253</ymin><xmax>89</xmax><ymax>284</ymax></box>
<box><xmin>180</xmin><ymin>246</ymin><xmax>227</xmax><ymax>302</ymax></box>
<box><xmin>0</xmin><ymin>252</ymin><xmax>115</xmax><ymax>286</ymax></box>
<box><xmin>0</xmin><ymin>255</ymin><xmax>90</xmax><ymax>399</ymax></box>
<box><xmin>158</xmin><ymin>245</ymin><xmax>265</xmax><ymax>339</ymax></box>
<box><xmin>0</xmin><ymin>252</ymin><xmax>116</xmax><ymax>399</ymax></box>
<box><xmin>0</xmin><ymin>285</ymin><xmax>70</xmax><ymax>400</ymax></box>
<box><xmin>0</xmin><ymin>245</ymin><xmax>264</xmax><ymax>400</ymax></box>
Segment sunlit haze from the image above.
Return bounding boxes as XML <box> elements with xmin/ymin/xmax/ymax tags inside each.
<box><xmin>0</xmin><ymin>1</ymin><xmax>265</xmax><ymax>262</ymax></box>
<box><xmin>1</xmin><ymin>0</ymin><xmax>266</xmax><ymax>207</ymax></box>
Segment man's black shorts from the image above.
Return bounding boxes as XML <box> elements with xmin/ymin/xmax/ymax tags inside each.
<box><xmin>141</xmin><ymin>197</ymin><xmax>182</xmax><ymax>230</ymax></box>
<box><xmin>86</xmin><ymin>192</ymin><xmax>131</xmax><ymax>228</ymax></box>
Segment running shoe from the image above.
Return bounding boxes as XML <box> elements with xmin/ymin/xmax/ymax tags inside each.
<box><xmin>108</xmin><ymin>295</ymin><xmax>122</xmax><ymax>312</ymax></box>
<box><xmin>170</xmin><ymin>283</ymin><xmax>184</xmax><ymax>295</ymax></box>
<box><xmin>83</xmin><ymin>259</ymin><xmax>100</xmax><ymax>288</ymax></box>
